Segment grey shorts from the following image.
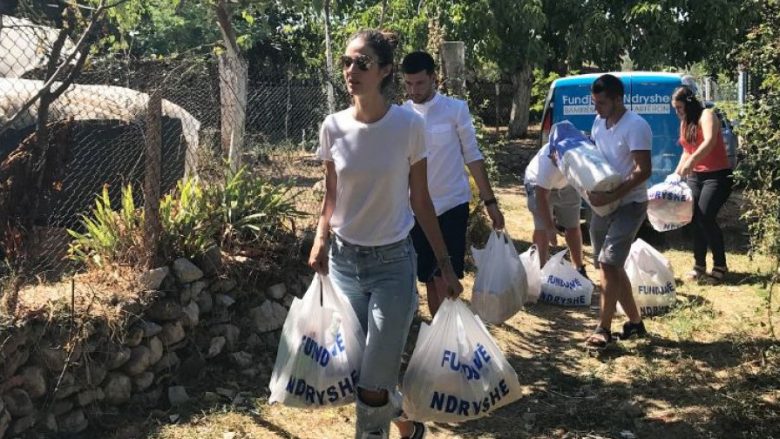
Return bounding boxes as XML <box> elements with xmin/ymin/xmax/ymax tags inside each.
<box><xmin>525</xmin><ymin>183</ymin><xmax>581</xmax><ymax>230</ymax></box>
<box><xmin>589</xmin><ymin>202</ymin><xmax>647</xmax><ymax>268</ymax></box>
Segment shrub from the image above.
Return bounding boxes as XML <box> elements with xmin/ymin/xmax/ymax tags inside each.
<box><xmin>734</xmin><ymin>0</ymin><xmax>780</xmax><ymax>338</ymax></box>
<box><xmin>69</xmin><ymin>165</ymin><xmax>306</xmax><ymax>268</ymax></box>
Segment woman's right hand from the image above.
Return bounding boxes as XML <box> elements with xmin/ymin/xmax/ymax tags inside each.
<box><xmin>308</xmin><ymin>236</ymin><xmax>329</xmax><ymax>275</ymax></box>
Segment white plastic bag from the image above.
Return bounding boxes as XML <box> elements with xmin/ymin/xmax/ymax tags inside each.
<box><xmin>269</xmin><ymin>274</ymin><xmax>365</xmax><ymax>408</ymax></box>
<box><xmin>471</xmin><ymin>231</ymin><xmax>527</xmax><ymax>323</ymax></box>
<box><xmin>647</xmin><ymin>174</ymin><xmax>694</xmax><ymax>232</ymax></box>
<box><xmin>401</xmin><ymin>299</ymin><xmax>522</xmax><ymax>423</ymax></box>
<box><xmin>618</xmin><ymin>239</ymin><xmax>676</xmax><ymax>316</ymax></box>
<box><xmin>539</xmin><ymin>249</ymin><xmax>593</xmax><ymax>306</ymax></box>
<box><xmin>519</xmin><ymin>245</ymin><xmax>541</xmax><ymax>304</ymax></box>
<box><xmin>549</xmin><ymin>121</ymin><xmax>623</xmax><ymax>217</ymax></box>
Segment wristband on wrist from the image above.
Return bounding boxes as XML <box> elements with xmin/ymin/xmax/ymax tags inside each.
<box><xmin>483</xmin><ymin>197</ymin><xmax>498</xmax><ymax>206</ymax></box>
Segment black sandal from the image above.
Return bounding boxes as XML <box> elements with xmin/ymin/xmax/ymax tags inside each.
<box><xmin>401</xmin><ymin>422</ymin><xmax>427</xmax><ymax>439</ymax></box>
<box><xmin>585</xmin><ymin>326</ymin><xmax>612</xmax><ymax>350</ymax></box>
<box><xmin>618</xmin><ymin>320</ymin><xmax>647</xmax><ymax>340</ymax></box>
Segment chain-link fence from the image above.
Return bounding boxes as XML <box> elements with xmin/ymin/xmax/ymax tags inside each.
<box><xmin>0</xmin><ymin>7</ymin><xmax>519</xmax><ymax>299</ymax></box>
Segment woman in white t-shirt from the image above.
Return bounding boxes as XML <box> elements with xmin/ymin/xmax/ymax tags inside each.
<box><xmin>309</xmin><ymin>29</ymin><xmax>463</xmax><ymax>439</ymax></box>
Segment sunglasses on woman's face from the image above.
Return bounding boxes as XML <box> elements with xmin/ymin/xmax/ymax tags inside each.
<box><xmin>340</xmin><ymin>54</ymin><xmax>375</xmax><ymax>71</ymax></box>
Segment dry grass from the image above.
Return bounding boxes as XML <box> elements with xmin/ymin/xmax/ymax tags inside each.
<box><xmin>12</xmin><ymin>264</ymin><xmax>145</xmax><ymax>325</ymax></box>
<box><xmin>99</xmin><ymin>135</ymin><xmax>779</xmax><ymax>439</ymax></box>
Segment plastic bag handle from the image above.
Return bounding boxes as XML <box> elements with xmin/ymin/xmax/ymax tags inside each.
<box><xmin>319</xmin><ymin>274</ymin><xmax>324</xmax><ymax>307</ymax></box>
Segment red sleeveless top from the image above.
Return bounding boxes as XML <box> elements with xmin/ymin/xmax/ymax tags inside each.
<box><xmin>679</xmin><ymin>121</ymin><xmax>731</xmax><ymax>172</ymax></box>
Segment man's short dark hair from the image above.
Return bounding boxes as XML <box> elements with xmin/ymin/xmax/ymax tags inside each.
<box><xmin>591</xmin><ymin>74</ymin><xmax>624</xmax><ymax>99</ymax></box>
<box><xmin>401</xmin><ymin>51</ymin><xmax>435</xmax><ymax>75</ymax></box>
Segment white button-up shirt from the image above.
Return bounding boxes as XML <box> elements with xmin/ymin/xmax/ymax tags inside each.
<box><xmin>403</xmin><ymin>93</ymin><xmax>483</xmax><ymax>215</ymax></box>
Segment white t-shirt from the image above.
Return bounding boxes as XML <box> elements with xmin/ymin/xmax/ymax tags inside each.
<box><xmin>403</xmin><ymin>93</ymin><xmax>483</xmax><ymax>215</ymax></box>
<box><xmin>591</xmin><ymin>110</ymin><xmax>653</xmax><ymax>204</ymax></box>
<box><xmin>524</xmin><ymin>143</ymin><xmax>569</xmax><ymax>190</ymax></box>
<box><xmin>317</xmin><ymin>105</ymin><xmax>427</xmax><ymax>246</ymax></box>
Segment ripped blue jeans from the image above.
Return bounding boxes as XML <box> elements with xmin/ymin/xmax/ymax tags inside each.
<box><xmin>329</xmin><ymin>235</ymin><xmax>418</xmax><ymax>438</ymax></box>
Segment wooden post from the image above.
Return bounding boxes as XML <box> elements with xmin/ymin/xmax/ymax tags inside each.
<box><xmin>144</xmin><ymin>91</ymin><xmax>162</xmax><ymax>269</ymax></box>
<box><xmin>495</xmin><ymin>82</ymin><xmax>500</xmax><ymax>137</ymax></box>
<box><xmin>440</xmin><ymin>41</ymin><xmax>466</xmax><ymax>97</ymax></box>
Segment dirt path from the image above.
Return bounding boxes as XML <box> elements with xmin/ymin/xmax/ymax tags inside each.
<box><xmin>112</xmin><ymin>135</ymin><xmax>778</xmax><ymax>439</ymax></box>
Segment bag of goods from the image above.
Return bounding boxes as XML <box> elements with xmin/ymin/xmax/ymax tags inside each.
<box><xmin>269</xmin><ymin>274</ymin><xmax>365</xmax><ymax>408</ymax></box>
<box><xmin>401</xmin><ymin>299</ymin><xmax>522</xmax><ymax>423</ymax></box>
<box><xmin>618</xmin><ymin>239</ymin><xmax>676</xmax><ymax>316</ymax></box>
<box><xmin>539</xmin><ymin>249</ymin><xmax>593</xmax><ymax>307</ymax></box>
<box><xmin>519</xmin><ymin>245</ymin><xmax>542</xmax><ymax>304</ymax></box>
<box><xmin>647</xmin><ymin>173</ymin><xmax>693</xmax><ymax>232</ymax></box>
<box><xmin>471</xmin><ymin>231</ymin><xmax>527</xmax><ymax>323</ymax></box>
<box><xmin>549</xmin><ymin>121</ymin><xmax>622</xmax><ymax>217</ymax></box>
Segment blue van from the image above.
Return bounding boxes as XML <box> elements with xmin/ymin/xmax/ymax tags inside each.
<box><xmin>540</xmin><ymin>72</ymin><xmax>686</xmax><ymax>186</ymax></box>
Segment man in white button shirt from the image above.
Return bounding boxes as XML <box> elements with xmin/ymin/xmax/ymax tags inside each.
<box><xmin>524</xmin><ymin>143</ymin><xmax>586</xmax><ymax>275</ymax></box>
<box><xmin>401</xmin><ymin>51</ymin><xmax>504</xmax><ymax>317</ymax></box>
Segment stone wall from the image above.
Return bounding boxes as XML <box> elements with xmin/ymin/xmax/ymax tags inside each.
<box><xmin>0</xmin><ymin>257</ymin><xmax>306</xmax><ymax>437</ymax></box>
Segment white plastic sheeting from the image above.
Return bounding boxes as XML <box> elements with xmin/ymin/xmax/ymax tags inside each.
<box><xmin>0</xmin><ymin>15</ymin><xmax>78</xmax><ymax>78</ymax></box>
<box><xmin>0</xmin><ymin>78</ymin><xmax>201</xmax><ymax>173</ymax></box>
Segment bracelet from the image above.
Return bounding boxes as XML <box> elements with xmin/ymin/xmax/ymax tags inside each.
<box><xmin>483</xmin><ymin>197</ymin><xmax>498</xmax><ymax>206</ymax></box>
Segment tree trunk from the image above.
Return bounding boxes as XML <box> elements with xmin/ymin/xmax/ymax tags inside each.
<box><xmin>219</xmin><ymin>55</ymin><xmax>247</xmax><ymax>172</ymax></box>
<box><xmin>379</xmin><ymin>0</ymin><xmax>388</xmax><ymax>27</ymax></box>
<box><xmin>215</xmin><ymin>0</ymin><xmax>247</xmax><ymax>169</ymax></box>
<box><xmin>508</xmin><ymin>63</ymin><xmax>533</xmax><ymax>138</ymax></box>
<box><xmin>323</xmin><ymin>0</ymin><xmax>335</xmax><ymax>114</ymax></box>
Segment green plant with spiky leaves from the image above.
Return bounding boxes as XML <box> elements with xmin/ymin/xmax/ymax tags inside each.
<box><xmin>218</xmin><ymin>165</ymin><xmax>306</xmax><ymax>251</ymax></box>
<box><xmin>68</xmin><ymin>184</ymin><xmax>144</xmax><ymax>268</ymax></box>
<box><xmin>159</xmin><ymin>176</ymin><xmax>221</xmax><ymax>260</ymax></box>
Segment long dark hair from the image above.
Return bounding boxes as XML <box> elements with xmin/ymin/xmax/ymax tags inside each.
<box><xmin>347</xmin><ymin>29</ymin><xmax>399</xmax><ymax>94</ymax></box>
<box><xmin>672</xmin><ymin>85</ymin><xmax>704</xmax><ymax>144</ymax></box>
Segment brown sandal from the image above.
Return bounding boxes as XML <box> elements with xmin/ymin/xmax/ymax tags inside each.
<box><xmin>585</xmin><ymin>327</ymin><xmax>612</xmax><ymax>350</ymax></box>
<box><xmin>685</xmin><ymin>265</ymin><xmax>705</xmax><ymax>281</ymax></box>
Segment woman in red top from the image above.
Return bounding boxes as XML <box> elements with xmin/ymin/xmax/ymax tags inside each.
<box><xmin>672</xmin><ymin>85</ymin><xmax>733</xmax><ymax>284</ymax></box>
